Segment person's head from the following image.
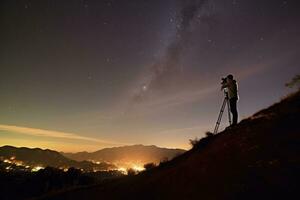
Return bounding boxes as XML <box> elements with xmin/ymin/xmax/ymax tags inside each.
<box><xmin>227</xmin><ymin>74</ymin><xmax>234</xmax><ymax>80</ymax></box>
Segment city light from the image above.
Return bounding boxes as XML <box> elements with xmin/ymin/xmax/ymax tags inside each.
<box><xmin>4</xmin><ymin>159</ymin><xmax>12</xmax><ymax>163</ymax></box>
<box><xmin>117</xmin><ymin>167</ymin><xmax>127</xmax><ymax>174</ymax></box>
<box><xmin>31</xmin><ymin>166</ymin><xmax>44</xmax><ymax>172</ymax></box>
<box><xmin>132</xmin><ymin>165</ymin><xmax>145</xmax><ymax>172</ymax></box>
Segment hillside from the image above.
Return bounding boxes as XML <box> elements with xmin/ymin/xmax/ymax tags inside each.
<box><xmin>0</xmin><ymin>146</ymin><xmax>116</xmax><ymax>171</ymax></box>
<box><xmin>42</xmin><ymin>90</ymin><xmax>300</xmax><ymax>200</ymax></box>
<box><xmin>63</xmin><ymin>145</ymin><xmax>185</xmax><ymax>167</ymax></box>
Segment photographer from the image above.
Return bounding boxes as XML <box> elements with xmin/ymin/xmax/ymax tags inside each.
<box><xmin>221</xmin><ymin>74</ymin><xmax>239</xmax><ymax>126</ymax></box>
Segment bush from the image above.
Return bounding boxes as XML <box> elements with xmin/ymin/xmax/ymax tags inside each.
<box><xmin>189</xmin><ymin>137</ymin><xmax>200</xmax><ymax>147</ymax></box>
<box><xmin>205</xmin><ymin>131</ymin><xmax>214</xmax><ymax>137</ymax></box>
<box><xmin>127</xmin><ymin>168</ymin><xmax>137</xmax><ymax>176</ymax></box>
<box><xmin>190</xmin><ymin>131</ymin><xmax>214</xmax><ymax>149</ymax></box>
<box><xmin>144</xmin><ymin>162</ymin><xmax>156</xmax><ymax>170</ymax></box>
<box><xmin>285</xmin><ymin>74</ymin><xmax>300</xmax><ymax>88</ymax></box>
<box><xmin>158</xmin><ymin>157</ymin><xmax>169</xmax><ymax>167</ymax></box>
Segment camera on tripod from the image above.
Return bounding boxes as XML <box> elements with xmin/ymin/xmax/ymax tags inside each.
<box><xmin>214</xmin><ymin>76</ymin><xmax>232</xmax><ymax>134</ymax></box>
<box><xmin>221</xmin><ymin>77</ymin><xmax>229</xmax><ymax>94</ymax></box>
<box><xmin>221</xmin><ymin>77</ymin><xmax>227</xmax><ymax>86</ymax></box>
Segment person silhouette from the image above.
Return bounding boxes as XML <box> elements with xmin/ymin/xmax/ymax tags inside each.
<box><xmin>221</xmin><ymin>74</ymin><xmax>239</xmax><ymax>126</ymax></box>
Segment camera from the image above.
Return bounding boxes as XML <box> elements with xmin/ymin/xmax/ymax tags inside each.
<box><xmin>221</xmin><ymin>77</ymin><xmax>227</xmax><ymax>85</ymax></box>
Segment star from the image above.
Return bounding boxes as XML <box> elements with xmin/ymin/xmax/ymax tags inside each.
<box><xmin>142</xmin><ymin>85</ymin><xmax>147</xmax><ymax>91</ymax></box>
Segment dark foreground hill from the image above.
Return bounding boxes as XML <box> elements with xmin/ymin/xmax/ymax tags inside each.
<box><xmin>0</xmin><ymin>146</ymin><xmax>116</xmax><ymax>171</ymax></box>
<box><xmin>42</xmin><ymin>90</ymin><xmax>300</xmax><ymax>200</ymax></box>
<box><xmin>63</xmin><ymin>145</ymin><xmax>185</xmax><ymax>166</ymax></box>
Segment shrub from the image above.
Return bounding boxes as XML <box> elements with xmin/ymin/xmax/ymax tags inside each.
<box><xmin>158</xmin><ymin>157</ymin><xmax>169</xmax><ymax>167</ymax></box>
<box><xmin>127</xmin><ymin>168</ymin><xmax>137</xmax><ymax>176</ymax></box>
<box><xmin>189</xmin><ymin>137</ymin><xmax>200</xmax><ymax>147</ymax></box>
<box><xmin>285</xmin><ymin>74</ymin><xmax>300</xmax><ymax>88</ymax></box>
<box><xmin>144</xmin><ymin>162</ymin><xmax>156</xmax><ymax>170</ymax></box>
<box><xmin>190</xmin><ymin>131</ymin><xmax>215</xmax><ymax>150</ymax></box>
<box><xmin>205</xmin><ymin>131</ymin><xmax>214</xmax><ymax>137</ymax></box>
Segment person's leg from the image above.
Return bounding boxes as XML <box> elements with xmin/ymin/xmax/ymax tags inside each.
<box><xmin>230</xmin><ymin>98</ymin><xmax>238</xmax><ymax>125</ymax></box>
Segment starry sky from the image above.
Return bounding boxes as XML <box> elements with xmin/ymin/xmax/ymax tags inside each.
<box><xmin>0</xmin><ymin>0</ymin><xmax>299</xmax><ymax>152</ymax></box>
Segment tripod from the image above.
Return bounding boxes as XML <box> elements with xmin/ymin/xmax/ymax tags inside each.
<box><xmin>214</xmin><ymin>90</ymin><xmax>232</xmax><ymax>134</ymax></box>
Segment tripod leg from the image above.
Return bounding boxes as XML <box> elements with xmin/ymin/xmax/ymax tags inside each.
<box><xmin>227</xmin><ymin>98</ymin><xmax>232</xmax><ymax>125</ymax></box>
<box><xmin>214</xmin><ymin>97</ymin><xmax>227</xmax><ymax>134</ymax></box>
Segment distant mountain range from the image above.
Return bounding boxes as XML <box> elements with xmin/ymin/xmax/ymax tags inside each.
<box><xmin>0</xmin><ymin>146</ymin><xmax>116</xmax><ymax>171</ymax></box>
<box><xmin>0</xmin><ymin>145</ymin><xmax>186</xmax><ymax>170</ymax></box>
<box><xmin>63</xmin><ymin>145</ymin><xmax>186</xmax><ymax>167</ymax></box>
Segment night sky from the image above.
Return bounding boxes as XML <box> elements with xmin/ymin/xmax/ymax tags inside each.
<box><xmin>0</xmin><ymin>0</ymin><xmax>299</xmax><ymax>152</ymax></box>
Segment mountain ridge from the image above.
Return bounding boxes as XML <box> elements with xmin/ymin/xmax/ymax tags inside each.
<box><xmin>62</xmin><ymin>144</ymin><xmax>186</xmax><ymax>167</ymax></box>
<box><xmin>0</xmin><ymin>145</ymin><xmax>116</xmax><ymax>171</ymax></box>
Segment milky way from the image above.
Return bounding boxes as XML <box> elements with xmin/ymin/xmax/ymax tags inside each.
<box><xmin>133</xmin><ymin>0</ymin><xmax>210</xmax><ymax>103</ymax></box>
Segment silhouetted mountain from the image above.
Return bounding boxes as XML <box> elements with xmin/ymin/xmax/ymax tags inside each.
<box><xmin>0</xmin><ymin>146</ymin><xmax>116</xmax><ymax>171</ymax></box>
<box><xmin>43</xmin><ymin>90</ymin><xmax>300</xmax><ymax>200</ymax></box>
<box><xmin>63</xmin><ymin>145</ymin><xmax>185</xmax><ymax>167</ymax></box>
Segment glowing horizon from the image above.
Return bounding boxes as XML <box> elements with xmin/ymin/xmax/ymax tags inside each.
<box><xmin>0</xmin><ymin>124</ymin><xmax>129</xmax><ymax>152</ymax></box>
<box><xmin>0</xmin><ymin>124</ymin><xmax>190</xmax><ymax>152</ymax></box>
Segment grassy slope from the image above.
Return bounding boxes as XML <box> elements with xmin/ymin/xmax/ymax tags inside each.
<box><xmin>42</xmin><ymin>90</ymin><xmax>300</xmax><ymax>200</ymax></box>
